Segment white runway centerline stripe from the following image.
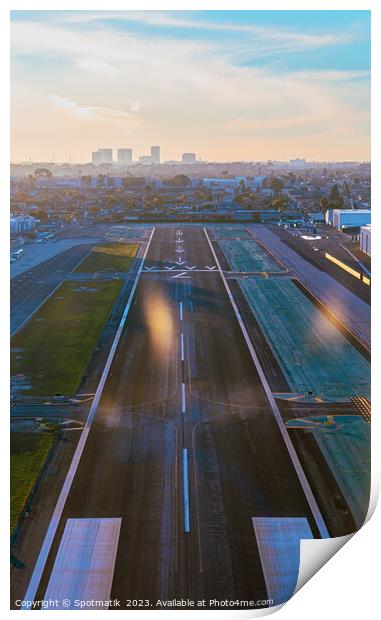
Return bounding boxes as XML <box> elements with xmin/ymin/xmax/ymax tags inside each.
<box><xmin>183</xmin><ymin>449</ymin><xmax>190</xmax><ymax>533</ymax></box>
<box><xmin>180</xmin><ymin>333</ymin><xmax>185</xmax><ymax>361</ymax></box>
<box><xmin>23</xmin><ymin>228</ymin><xmax>156</xmax><ymax>605</ymax></box>
<box><xmin>179</xmin><ymin>301</ymin><xmax>183</xmax><ymax>321</ymax></box>
<box><xmin>43</xmin><ymin>518</ymin><xmax>122</xmax><ymax>609</ymax></box>
<box><xmin>203</xmin><ymin>228</ymin><xmax>329</xmax><ymax>540</ymax></box>
<box><xmin>181</xmin><ymin>383</ymin><xmax>186</xmax><ymax>413</ymax></box>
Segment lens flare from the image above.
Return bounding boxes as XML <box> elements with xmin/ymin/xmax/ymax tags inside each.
<box><xmin>144</xmin><ymin>288</ymin><xmax>173</xmax><ymax>358</ymax></box>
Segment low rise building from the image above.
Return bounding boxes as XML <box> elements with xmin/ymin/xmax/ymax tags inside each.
<box><xmin>332</xmin><ymin>209</ymin><xmax>371</xmax><ymax>230</ymax></box>
<box><xmin>360</xmin><ymin>225</ymin><xmax>371</xmax><ymax>256</ymax></box>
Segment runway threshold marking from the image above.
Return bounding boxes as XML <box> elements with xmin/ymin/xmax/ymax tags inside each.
<box><xmin>252</xmin><ymin>517</ymin><xmax>313</xmax><ymax>606</ymax></box>
<box><xmin>23</xmin><ymin>227</ymin><xmax>156</xmax><ymax>604</ymax></box>
<box><xmin>43</xmin><ymin>518</ymin><xmax>122</xmax><ymax>609</ymax></box>
<box><xmin>203</xmin><ymin>227</ymin><xmax>329</xmax><ymax>540</ymax></box>
<box><xmin>183</xmin><ymin>449</ymin><xmax>190</xmax><ymax>533</ymax></box>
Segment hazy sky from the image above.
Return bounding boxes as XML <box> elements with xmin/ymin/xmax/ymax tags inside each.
<box><xmin>11</xmin><ymin>10</ymin><xmax>370</xmax><ymax>163</ymax></box>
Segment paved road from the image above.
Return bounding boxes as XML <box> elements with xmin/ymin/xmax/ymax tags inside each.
<box><xmin>17</xmin><ymin>227</ymin><xmax>327</xmax><ymax>608</ymax></box>
<box><xmin>11</xmin><ymin>243</ymin><xmax>96</xmax><ymax>335</ymax></box>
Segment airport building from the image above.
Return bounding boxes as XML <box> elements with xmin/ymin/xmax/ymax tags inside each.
<box><xmin>10</xmin><ymin>215</ymin><xmax>37</xmax><ymax>234</ymax></box>
<box><xmin>117</xmin><ymin>148</ymin><xmax>132</xmax><ymax>164</ymax></box>
<box><xmin>150</xmin><ymin>146</ymin><xmax>160</xmax><ymax>164</ymax></box>
<box><xmin>360</xmin><ymin>225</ymin><xmax>371</xmax><ymax>256</ymax></box>
<box><xmin>332</xmin><ymin>209</ymin><xmax>371</xmax><ymax>231</ymax></box>
<box><xmin>325</xmin><ymin>209</ymin><xmax>334</xmax><ymax>225</ymax></box>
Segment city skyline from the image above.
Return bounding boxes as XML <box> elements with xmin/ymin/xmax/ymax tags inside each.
<box><xmin>11</xmin><ymin>10</ymin><xmax>370</xmax><ymax>162</ymax></box>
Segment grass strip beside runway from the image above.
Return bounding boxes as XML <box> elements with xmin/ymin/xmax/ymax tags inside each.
<box><xmin>11</xmin><ymin>428</ymin><xmax>56</xmax><ymax>533</ymax></box>
<box><xmin>220</xmin><ymin>239</ymin><xmax>285</xmax><ymax>272</ymax></box>
<box><xmin>211</xmin><ymin>227</ymin><xmax>251</xmax><ymax>239</ymax></box>
<box><xmin>239</xmin><ymin>277</ymin><xmax>370</xmax><ymax>401</ymax></box>
<box><xmin>11</xmin><ymin>280</ymin><xmax>123</xmax><ymax>395</ymax></box>
<box><xmin>75</xmin><ymin>242</ymin><xmax>138</xmax><ymax>272</ymax></box>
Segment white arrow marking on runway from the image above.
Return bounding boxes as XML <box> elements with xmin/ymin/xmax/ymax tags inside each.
<box><xmin>172</xmin><ymin>271</ymin><xmax>191</xmax><ymax>279</ymax></box>
<box><xmin>144</xmin><ymin>266</ymin><xmax>157</xmax><ymax>271</ymax></box>
<box><xmin>185</xmin><ymin>265</ymin><xmax>196</xmax><ymax>270</ymax></box>
<box><xmin>176</xmin><ymin>249</ymin><xmax>185</xmax><ymax>254</ymax></box>
<box><xmin>205</xmin><ymin>265</ymin><xmax>217</xmax><ymax>270</ymax></box>
<box><xmin>175</xmin><ymin>259</ymin><xmax>186</xmax><ymax>266</ymax></box>
<box><xmin>164</xmin><ymin>265</ymin><xmax>176</xmax><ymax>270</ymax></box>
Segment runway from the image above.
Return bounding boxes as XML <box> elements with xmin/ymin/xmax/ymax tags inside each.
<box><xmin>17</xmin><ymin>227</ymin><xmax>332</xmax><ymax>608</ymax></box>
<box><xmin>11</xmin><ymin>243</ymin><xmax>96</xmax><ymax>335</ymax></box>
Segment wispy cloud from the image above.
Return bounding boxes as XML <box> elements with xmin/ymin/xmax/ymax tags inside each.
<box><xmin>59</xmin><ymin>10</ymin><xmax>351</xmax><ymax>49</ymax></box>
<box><xmin>74</xmin><ymin>57</ymin><xmax>121</xmax><ymax>76</ymax></box>
<box><xmin>48</xmin><ymin>95</ymin><xmax>141</xmax><ymax>126</ymax></box>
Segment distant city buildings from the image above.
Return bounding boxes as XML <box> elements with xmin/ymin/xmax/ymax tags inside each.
<box><xmin>150</xmin><ymin>146</ymin><xmax>160</xmax><ymax>164</ymax></box>
<box><xmin>117</xmin><ymin>148</ymin><xmax>132</xmax><ymax>164</ymax></box>
<box><xmin>92</xmin><ymin>148</ymin><xmax>113</xmax><ymax>165</ymax></box>
<box><xmin>91</xmin><ymin>151</ymin><xmax>101</xmax><ymax>165</ymax></box>
<box><xmin>182</xmin><ymin>153</ymin><xmax>196</xmax><ymax>164</ymax></box>
<box><xmin>139</xmin><ymin>155</ymin><xmax>153</xmax><ymax>165</ymax></box>
<box><xmin>289</xmin><ymin>158</ymin><xmax>306</xmax><ymax>168</ymax></box>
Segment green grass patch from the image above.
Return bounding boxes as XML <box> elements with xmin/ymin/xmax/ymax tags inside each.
<box><xmin>75</xmin><ymin>242</ymin><xmax>138</xmax><ymax>272</ymax></box>
<box><xmin>11</xmin><ymin>280</ymin><xmax>122</xmax><ymax>395</ymax></box>
<box><xmin>11</xmin><ymin>429</ymin><xmax>56</xmax><ymax>534</ymax></box>
<box><xmin>211</xmin><ymin>227</ymin><xmax>251</xmax><ymax>239</ymax></box>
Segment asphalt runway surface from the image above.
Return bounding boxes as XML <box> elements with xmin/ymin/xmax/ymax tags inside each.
<box><xmin>10</xmin><ymin>243</ymin><xmax>96</xmax><ymax>335</ymax></box>
<box><xmin>13</xmin><ymin>226</ymin><xmax>334</xmax><ymax>608</ymax></box>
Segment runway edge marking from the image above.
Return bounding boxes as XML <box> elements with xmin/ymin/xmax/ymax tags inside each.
<box><xmin>203</xmin><ymin>227</ymin><xmax>329</xmax><ymax>539</ymax></box>
<box><xmin>23</xmin><ymin>227</ymin><xmax>156</xmax><ymax>605</ymax></box>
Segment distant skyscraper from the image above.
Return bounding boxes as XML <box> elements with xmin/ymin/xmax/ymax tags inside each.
<box><xmin>117</xmin><ymin>148</ymin><xmax>132</xmax><ymax>164</ymax></box>
<box><xmin>150</xmin><ymin>145</ymin><xmax>160</xmax><ymax>164</ymax></box>
<box><xmin>92</xmin><ymin>151</ymin><xmax>101</xmax><ymax>165</ymax></box>
<box><xmin>97</xmin><ymin>148</ymin><xmax>113</xmax><ymax>164</ymax></box>
<box><xmin>182</xmin><ymin>152</ymin><xmax>196</xmax><ymax>164</ymax></box>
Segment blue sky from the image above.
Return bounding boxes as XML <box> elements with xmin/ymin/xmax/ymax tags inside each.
<box><xmin>11</xmin><ymin>10</ymin><xmax>371</xmax><ymax>162</ymax></box>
